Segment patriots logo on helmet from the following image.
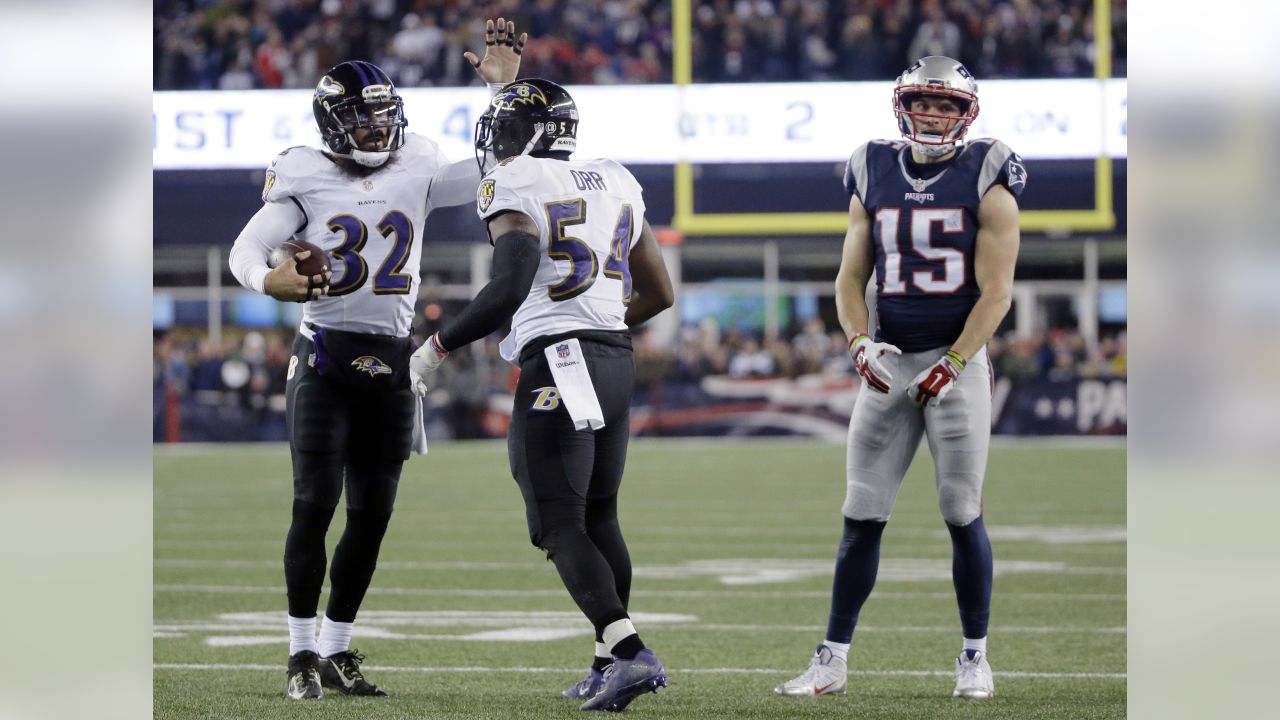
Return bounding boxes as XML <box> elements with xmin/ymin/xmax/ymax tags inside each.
<box><xmin>556</xmin><ymin>343</ymin><xmax>571</xmax><ymax>359</ymax></box>
<box><xmin>351</xmin><ymin>355</ymin><xmax>393</xmax><ymax>377</ymax></box>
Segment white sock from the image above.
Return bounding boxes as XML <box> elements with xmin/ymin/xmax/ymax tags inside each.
<box><xmin>318</xmin><ymin>616</ymin><xmax>355</xmax><ymax>658</ymax></box>
<box><xmin>601</xmin><ymin>618</ymin><xmax>638</xmax><ymax>655</ymax></box>
<box><xmin>962</xmin><ymin>636</ymin><xmax>987</xmax><ymax>657</ymax></box>
<box><xmin>823</xmin><ymin>640</ymin><xmax>851</xmax><ymax>662</ymax></box>
<box><xmin>287</xmin><ymin>614</ymin><xmax>317</xmax><ymax>656</ymax></box>
<box><xmin>594</xmin><ymin>641</ymin><xmax>610</xmax><ymax>660</ymax></box>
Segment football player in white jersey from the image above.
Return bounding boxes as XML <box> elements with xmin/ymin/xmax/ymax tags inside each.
<box><xmin>228</xmin><ymin>19</ymin><xmax>526</xmax><ymax>701</ymax></box>
<box><xmin>774</xmin><ymin>56</ymin><xmax>1023</xmax><ymax>701</ymax></box>
<box><xmin>407</xmin><ymin>78</ymin><xmax>675</xmax><ymax>712</ymax></box>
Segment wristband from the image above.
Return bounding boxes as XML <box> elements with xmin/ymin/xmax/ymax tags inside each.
<box><xmin>848</xmin><ymin>332</ymin><xmax>870</xmax><ymax>351</ymax></box>
<box><xmin>944</xmin><ymin>350</ymin><xmax>966</xmax><ymax>370</ymax></box>
<box><xmin>429</xmin><ymin>331</ymin><xmax>450</xmax><ymax>356</ymax></box>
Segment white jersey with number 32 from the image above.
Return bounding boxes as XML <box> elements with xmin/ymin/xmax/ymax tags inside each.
<box><xmin>262</xmin><ymin>133</ymin><xmax>455</xmax><ymax>337</ymax></box>
<box><xmin>476</xmin><ymin>155</ymin><xmax>646</xmax><ymax>363</ymax></box>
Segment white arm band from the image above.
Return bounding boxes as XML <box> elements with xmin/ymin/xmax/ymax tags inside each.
<box><xmin>228</xmin><ymin>200</ymin><xmax>306</xmax><ymax>294</ymax></box>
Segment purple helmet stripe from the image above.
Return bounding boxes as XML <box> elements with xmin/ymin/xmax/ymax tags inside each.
<box><xmin>349</xmin><ymin>61</ymin><xmax>372</xmax><ymax>86</ymax></box>
<box><xmin>358</xmin><ymin>61</ymin><xmax>388</xmax><ymax>86</ymax></box>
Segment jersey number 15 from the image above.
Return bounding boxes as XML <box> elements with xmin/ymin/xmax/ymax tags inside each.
<box><xmin>875</xmin><ymin>207</ymin><xmax>966</xmax><ymax>295</ymax></box>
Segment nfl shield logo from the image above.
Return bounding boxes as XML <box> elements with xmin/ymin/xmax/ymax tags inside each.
<box><xmin>556</xmin><ymin>343</ymin><xmax>570</xmax><ymax>359</ymax></box>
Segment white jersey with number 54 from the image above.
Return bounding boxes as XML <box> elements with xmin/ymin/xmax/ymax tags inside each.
<box><xmin>476</xmin><ymin>155</ymin><xmax>646</xmax><ymax>363</ymax></box>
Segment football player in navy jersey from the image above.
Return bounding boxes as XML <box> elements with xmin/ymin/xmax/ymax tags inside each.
<box><xmin>775</xmin><ymin>56</ymin><xmax>1023</xmax><ymax>701</ymax></box>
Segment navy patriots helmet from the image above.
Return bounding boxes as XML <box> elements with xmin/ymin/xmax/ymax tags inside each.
<box><xmin>312</xmin><ymin>61</ymin><xmax>407</xmax><ymax>168</ymax></box>
<box><xmin>474</xmin><ymin>78</ymin><xmax>578</xmax><ymax>174</ymax></box>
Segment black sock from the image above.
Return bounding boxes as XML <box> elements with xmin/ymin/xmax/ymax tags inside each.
<box><xmin>591</xmin><ymin>656</ymin><xmax>613</xmax><ymax>672</ymax></box>
<box><xmin>611</xmin><ymin>634</ymin><xmax>645</xmax><ymax>661</ymax></box>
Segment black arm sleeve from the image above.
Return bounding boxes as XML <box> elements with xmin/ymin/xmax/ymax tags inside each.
<box><xmin>437</xmin><ymin>230</ymin><xmax>541</xmax><ymax>351</ymax></box>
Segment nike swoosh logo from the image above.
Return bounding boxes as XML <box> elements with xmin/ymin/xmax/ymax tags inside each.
<box><xmin>815</xmin><ymin>682</ymin><xmax>836</xmax><ymax>694</ymax></box>
<box><xmin>330</xmin><ymin>660</ymin><xmax>356</xmax><ymax>689</ymax></box>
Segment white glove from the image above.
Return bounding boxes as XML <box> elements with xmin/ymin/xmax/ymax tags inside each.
<box><xmin>409</xmin><ymin>331</ymin><xmax>449</xmax><ymax>397</ymax></box>
<box><xmin>849</xmin><ymin>333</ymin><xmax>902</xmax><ymax>393</ymax></box>
<box><xmin>905</xmin><ymin>350</ymin><xmax>966</xmax><ymax>407</ymax></box>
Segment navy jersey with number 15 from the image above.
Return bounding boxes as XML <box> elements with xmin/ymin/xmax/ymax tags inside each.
<box><xmin>844</xmin><ymin>138</ymin><xmax>1026</xmax><ymax>352</ymax></box>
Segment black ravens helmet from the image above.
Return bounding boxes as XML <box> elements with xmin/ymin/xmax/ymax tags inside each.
<box><xmin>474</xmin><ymin>78</ymin><xmax>578</xmax><ymax>174</ymax></box>
<box><xmin>312</xmin><ymin>61</ymin><xmax>407</xmax><ymax>167</ymax></box>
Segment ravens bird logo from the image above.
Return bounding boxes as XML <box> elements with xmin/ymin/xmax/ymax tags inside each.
<box><xmin>351</xmin><ymin>355</ymin><xmax>393</xmax><ymax>377</ymax></box>
<box><xmin>494</xmin><ymin>82</ymin><xmax>549</xmax><ymax>110</ymax></box>
<box><xmin>478</xmin><ymin>179</ymin><xmax>496</xmax><ymax>212</ymax></box>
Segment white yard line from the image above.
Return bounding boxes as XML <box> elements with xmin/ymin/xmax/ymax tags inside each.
<box><xmin>153</xmin><ymin>584</ymin><xmax>1124</xmax><ymax>601</ymax></box>
<box><xmin>153</xmin><ymin>662</ymin><xmax>1125</xmax><ymax>680</ymax></box>
<box><xmin>154</xmin><ymin>436</ymin><xmax>1125</xmax><ymax>455</ymax></box>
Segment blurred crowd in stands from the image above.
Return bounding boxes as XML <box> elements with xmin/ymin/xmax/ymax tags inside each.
<box><xmin>154</xmin><ymin>320</ymin><xmax>1126</xmax><ymax>439</ymax></box>
<box><xmin>154</xmin><ymin>0</ymin><xmax>1125</xmax><ymax>90</ymax></box>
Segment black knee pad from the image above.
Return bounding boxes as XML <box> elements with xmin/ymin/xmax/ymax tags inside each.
<box><xmin>530</xmin><ymin>499</ymin><xmax>587</xmax><ymax>556</ymax></box>
<box><xmin>585</xmin><ymin>495</ymin><xmax>619</xmax><ymax>529</ymax></box>
<box><xmin>287</xmin><ymin>498</ymin><xmax>338</xmax><ymax>547</ymax></box>
<box><xmin>533</xmin><ymin>518</ymin><xmax>590</xmax><ymax>560</ymax></box>
<box><xmin>345</xmin><ymin>458</ymin><xmax>402</xmax><ymax>514</ymax></box>
<box><xmin>292</xmin><ymin>451</ymin><xmax>345</xmax><ymax>507</ymax></box>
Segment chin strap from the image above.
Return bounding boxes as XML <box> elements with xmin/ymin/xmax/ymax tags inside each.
<box><xmin>349</xmin><ymin>149</ymin><xmax>391</xmax><ymax>167</ymax></box>
<box><xmin>518</xmin><ymin>127</ymin><xmax>544</xmax><ymax>158</ymax></box>
<box><xmin>911</xmin><ymin>141</ymin><xmax>957</xmax><ymax>158</ymax></box>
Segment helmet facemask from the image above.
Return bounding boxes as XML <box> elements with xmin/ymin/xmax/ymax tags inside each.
<box><xmin>892</xmin><ymin>56</ymin><xmax>980</xmax><ymax>158</ymax></box>
<box><xmin>315</xmin><ymin>72</ymin><xmax>407</xmax><ymax>168</ymax></box>
<box><xmin>321</xmin><ymin>97</ymin><xmax>405</xmax><ymax>167</ymax></box>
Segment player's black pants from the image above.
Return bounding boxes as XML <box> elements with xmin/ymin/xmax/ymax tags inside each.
<box><xmin>283</xmin><ymin>326</ymin><xmax>416</xmax><ymax>624</ymax></box>
<box><xmin>509</xmin><ymin>330</ymin><xmax>636</xmax><ymax>637</ymax></box>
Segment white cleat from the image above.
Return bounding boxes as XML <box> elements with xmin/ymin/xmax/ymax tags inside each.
<box><xmin>774</xmin><ymin>644</ymin><xmax>848</xmax><ymax>696</ymax></box>
<box><xmin>953</xmin><ymin>650</ymin><xmax>995</xmax><ymax>699</ymax></box>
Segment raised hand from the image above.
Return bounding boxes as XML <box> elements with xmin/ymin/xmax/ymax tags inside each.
<box><xmin>464</xmin><ymin>17</ymin><xmax>526</xmax><ymax>85</ymax></box>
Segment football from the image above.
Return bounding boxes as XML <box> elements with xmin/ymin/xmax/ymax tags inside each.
<box><xmin>269</xmin><ymin>239</ymin><xmax>331</xmax><ymax>276</ymax></box>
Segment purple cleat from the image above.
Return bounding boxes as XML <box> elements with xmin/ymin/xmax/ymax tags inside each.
<box><xmin>562</xmin><ymin>667</ymin><xmax>608</xmax><ymax>699</ymax></box>
<box><xmin>579</xmin><ymin>649</ymin><xmax>667</xmax><ymax>712</ymax></box>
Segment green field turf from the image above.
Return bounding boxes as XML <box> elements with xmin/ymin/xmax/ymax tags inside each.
<box><xmin>154</xmin><ymin>438</ymin><xmax>1126</xmax><ymax>719</ymax></box>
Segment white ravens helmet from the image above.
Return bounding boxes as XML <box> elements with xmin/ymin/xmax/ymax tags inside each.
<box><xmin>892</xmin><ymin>56</ymin><xmax>979</xmax><ymax>158</ymax></box>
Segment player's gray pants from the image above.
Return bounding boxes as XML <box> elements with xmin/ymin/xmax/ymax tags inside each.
<box><xmin>843</xmin><ymin>346</ymin><xmax>992</xmax><ymax>525</ymax></box>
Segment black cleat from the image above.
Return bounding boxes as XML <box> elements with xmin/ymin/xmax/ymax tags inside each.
<box><xmin>285</xmin><ymin>650</ymin><xmax>324</xmax><ymax>700</ymax></box>
<box><xmin>319</xmin><ymin>649</ymin><xmax>389</xmax><ymax>696</ymax></box>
